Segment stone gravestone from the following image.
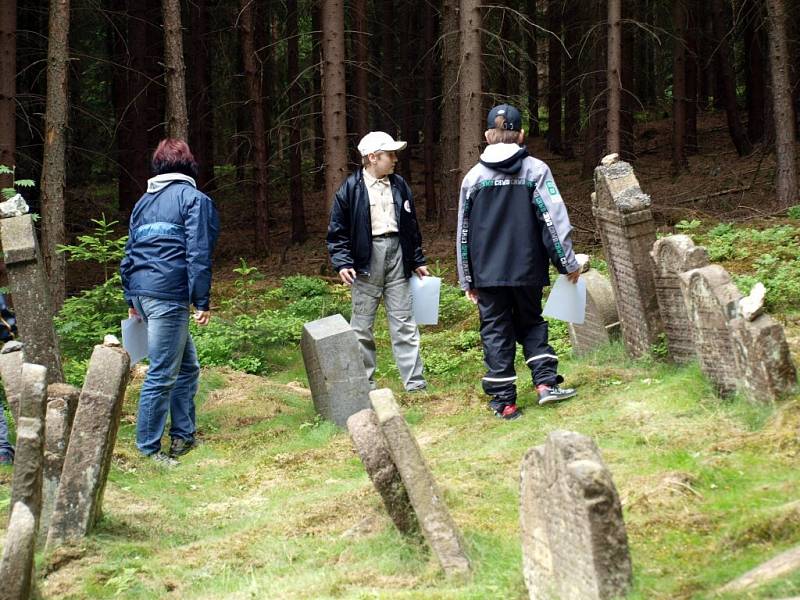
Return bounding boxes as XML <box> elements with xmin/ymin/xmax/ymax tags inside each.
<box><xmin>39</xmin><ymin>383</ymin><xmax>81</xmax><ymax>545</ymax></box>
<box><xmin>678</xmin><ymin>265</ymin><xmax>742</xmax><ymax>396</ymax></box>
<box><xmin>568</xmin><ymin>268</ymin><xmax>619</xmax><ymax>356</ymax></box>
<box><xmin>0</xmin><ymin>214</ymin><xmax>63</xmax><ymax>383</ymax></box>
<box><xmin>651</xmin><ymin>235</ymin><xmax>710</xmax><ymax>363</ymax></box>
<box><xmin>520</xmin><ymin>430</ymin><xmax>632</xmax><ymax>600</ymax></box>
<box><xmin>9</xmin><ymin>364</ymin><xmax>48</xmax><ymax>534</ymax></box>
<box><xmin>0</xmin><ymin>340</ymin><xmax>25</xmax><ymax>421</ymax></box>
<box><xmin>592</xmin><ymin>154</ymin><xmax>663</xmax><ymax>357</ymax></box>
<box><xmin>0</xmin><ymin>502</ymin><xmax>36</xmax><ymax>600</ymax></box>
<box><xmin>301</xmin><ymin>314</ymin><xmax>370</xmax><ymax>427</ymax></box>
<box><xmin>346</xmin><ymin>408</ymin><xmax>419</xmax><ymax>537</ymax></box>
<box><xmin>370</xmin><ymin>389</ymin><xmax>471</xmax><ymax>577</ymax></box>
<box><xmin>46</xmin><ymin>343</ymin><xmax>130</xmax><ymax>549</ymax></box>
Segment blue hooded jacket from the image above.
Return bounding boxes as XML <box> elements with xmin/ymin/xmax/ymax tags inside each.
<box><xmin>120</xmin><ymin>174</ymin><xmax>219</xmax><ymax>311</ymax></box>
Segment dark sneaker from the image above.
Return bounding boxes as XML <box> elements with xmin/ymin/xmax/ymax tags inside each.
<box><xmin>488</xmin><ymin>399</ymin><xmax>522</xmax><ymax>420</ymax></box>
<box><xmin>168</xmin><ymin>437</ymin><xmax>198</xmax><ymax>458</ymax></box>
<box><xmin>0</xmin><ymin>453</ymin><xmax>12</xmax><ymax>466</ymax></box>
<box><xmin>150</xmin><ymin>451</ymin><xmax>179</xmax><ymax>468</ymax></box>
<box><xmin>537</xmin><ymin>384</ymin><xmax>577</xmax><ymax>406</ymax></box>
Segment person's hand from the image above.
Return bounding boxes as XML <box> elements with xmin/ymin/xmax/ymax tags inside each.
<box><xmin>465</xmin><ymin>289</ymin><xmax>479</xmax><ymax>304</ymax></box>
<box><xmin>415</xmin><ymin>265</ymin><xmax>429</xmax><ymax>279</ymax></box>
<box><xmin>128</xmin><ymin>307</ymin><xmax>140</xmax><ymax>320</ymax></box>
<box><xmin>193</xmin><ymin>310</ymin><xmax>211</xmax><ymax>326</ymax></box>
<box><xmin>339</xmin><ymin>268</ymin><xmax>357</xmax><ymax>285</ymax></box>
<box><xmin>566</xmin><ymin>270</ymin><xmax>581</xmax><ymax>284</ymax></box>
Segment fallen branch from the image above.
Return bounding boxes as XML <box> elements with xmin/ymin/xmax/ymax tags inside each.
<box><xmin>676</xmin><ymin>186</ymin><xmax>751</xmax><ymax>205</ymax></box>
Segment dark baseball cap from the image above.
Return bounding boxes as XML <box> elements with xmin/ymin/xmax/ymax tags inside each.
<box><xmin>487</xmin><ymin>104</ymin><xmax>523</xmax><ymax>131</ymax></box>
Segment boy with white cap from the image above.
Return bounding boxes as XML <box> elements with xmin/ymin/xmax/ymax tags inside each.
<box><xmin>327</xmin><ymin>131</ymin><xmax>428</xmax><ymax>391</ymax></box>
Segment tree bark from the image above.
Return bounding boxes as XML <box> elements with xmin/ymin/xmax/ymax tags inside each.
<box><xmin>562</xmin><ymin>0</ymin><xmax>581</xmax><ymax>159</ymax></box>
<box><xmin>744</xmin><ymin>0</ymin><xmax>766</xmax><ymax>143</ymax></box>
<box><xmin>399</xmin><ymin>2</ymin><xmax>414</xmax><ymax>178</ymax></box>
<box><xmin>312</xmin><ymin>4</ymin><xmax>324</xmax><ymax>189</ymax></box>
<box><xmin>321</xmin><ymin>0</ymin><xmax>348</xmax><ymax>212</ymax></box>
<box><xmin>0</xmin><ymin>0</ymin><xmax>16</xmax><ymax>189</ymax></box>
<box><xmin>620</xmin><ymin>0</ymin><xmax>635</xmax><ymax>159</ymax></box>
<box><xmin>423</xmin><ymin>0</ymin><xmax>437</xmax><ymax>220</ymax></box>
<box><xmin>162</xmin><ymin>0</ymin><xmax>188</xmax><ymax>140</ymax></box>
<box><xmin>351</xmin><ymin>0</ymin><xmax>369</xmax><ymax>139</ymax></box>
<box><xmin>686</xmin><ymin>0</ymin><xmax>699</xmax><ymax>153</ymax></box>
<box><xmin>606</xmin><ymin>0</ymin><xmax>622</xmax><ymax>155</ymax></box>
<box><xmin>287</xmin><ymin>0</ymin><xmax>306</xmax><ymax>243</ymax></box>
<box><xmin>440</xmin><ymin>0</ymin><xmax>460</xmax><ymax>228</ymax></box>
<box><xmin>546</xmin><ymin>0</ymin><xmax>562</xmax><ymax>153</ymax></box>
<box><xmin>458</xmin><ymin>0</ymin><xmax>482</xmax><ymax>196</ymax></box>
<box><xmin>672</xmin><ymin>0</ymin><xmax>688</xmax><ymax>171</ymax></box>
<box><xmin>380</xmin><ymin>0</ymin><xmax>397</xmax><ymax>133</ymax></box>
<box><xmin>526</xmin><ymin>0</ymin><xmax>540</xmax><ymax>136</ymax></box>
<box><xmin>581</xmin><ymin>0</ymin><xmax>606</xmax><ymax>177</ymax></box>
<box><xmin>765</xmin><ymin>0</ymin><xmax>797</xmax><ymax>207</ymax></box>
<box><xmin>188</xmin><ymin>0</ymin><xmax>214</xmax><ymax>190</ymax></box>
<box><xmin>240</xmin><ymin>0</ymin><xmax>270</xmax><ymax>254</ymax></box>
<box><xmin>40</xmin><ymin>0</ymin><xmax>70</xmax><ymax>312</ymax></box>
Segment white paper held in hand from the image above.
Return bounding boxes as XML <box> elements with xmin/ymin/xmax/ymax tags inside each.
<box><xmin>542</xmin><ymin>274</ymin><xmax>587</xmax><ymax>324</ymax></box>
<box><xmin>121</xmin><ymin>317</ymin><xmax>148</xmax><ymax>364</ymax></box>
<box><xmin>409</xmin><ymin>275</ymin><xmax>441</xmax><ymax>325</ymax></box>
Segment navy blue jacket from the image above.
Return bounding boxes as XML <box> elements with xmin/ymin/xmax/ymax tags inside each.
<box><xmin>120</xmin><ymin>175</ymin><xmax>219</xmax><ymax>311</ymax></box>
<box><xmin>326</xmin><ymin>170</ymin><xmax>425</xmax><ymax>278</ymax></box>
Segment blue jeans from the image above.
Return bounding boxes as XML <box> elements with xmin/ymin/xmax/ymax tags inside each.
<box><xmin>133</xmin><ymin>296</ymin><xmax>200</xmax><ymax>456</ymax></box>
<box><xmin>0</xmin><ymin>399</ymin><xmax>13</xmax><ymax>459</ymax></box>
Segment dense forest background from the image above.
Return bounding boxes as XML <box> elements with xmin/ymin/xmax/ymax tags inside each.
<box><xmin>1</xmin><ymin>0</ymin><xmax>799</xmax><ymax>305</ymax></box>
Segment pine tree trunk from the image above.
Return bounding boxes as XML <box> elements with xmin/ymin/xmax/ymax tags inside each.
<box><xmin>287</xmin><ymin>0</ymin><xmax>306</xmax><ymax>243</ymax></box>
<box><xmin>240</xmin><ymin>0</ymin><xmax>270</xmax><ymax>254</ymax></box>
<box><xmin>581</xmin><ymin>0</ymin><xmax>606</xmax><ymax>177</ymax></box>
<box><xmin>607</xmin><ymin>0</ymin><xmax>622</xmax><ymax>155</ymax></box>
<box><xmin>321</xmin><ymin>0</ymin><xmax>348</xmax><ymax>212</ymax></box>
<box><xmin>440</xmin><ymin>0</ymin><xmax>460</xmax><ymax>228</ymax></box>
<box><xmin>546</xmin><ymin>0</ymin><xmax>562</xmax><ymax>153</ymax></box>
<box><xmin>351</xmin><ymin>0</ymin><xmax>369</xmax><ymax>140</ymax></box>
<box><xmin>188</xmin><ymin>0</ymin><xmax>214</xmax><ymax>190</ymax></box>
<box><xmin>526</xmin><ymin>0</ymin><xmax>540</xmax><ymax>136</ymax></box>
<box><xmin>380</xmin><ymin>0</ymin><xmax>396</xmax><ymax>133</ymax></box>
<box><xmin>312</xmin><ymin>5</ymin><xmax>324</xmax><ymax>189</ymax></box>
<box><xmin>162</xmin><ymin>0</ymin><xmax>188</xmax><ymax>140</ymax></box>
<box><xmin>458</xmin><ymin>0</ymin><xmax>482</xmax><ymax>194</ymax></box>
<box><xmin>765</xmin><ymin>0</ymin><xmax>797</xmax><ymax>207</ymax></box>
<box><xmin>744</xmin><ymin>0</ymin><xmax>766</xmax><ymax>143</ymax></box>
<box><xmin>423</xmin><ymin>0</ymin><xmax>437</xmax><ymax>220</ymax></box>
<box><xmin>40</xmin><ymin>0</ymin><xmax>70</xmax><ymax>312</ymax></box>
<box><xmin>620</xmin><ymin>0</ymin><xmax>635</xmax><ymax>159</ymax></box>
<box><xmin>672</xmin><ymin>0</ymin><xmax>688</xmax><ymax>171</ymax></box>
<box><xmin>562</xmin><ymin>0</ymin><xmax>581</xmax><ymax>159</ymax></box>
<box><xmin>0</xmin><ymin>0</ymin><xmax>16</xmax><ymax>189</ymax></box>
<box><xmin>686</xmin><ymin>0</ymin><xmax>699</xmax><ymax>153</ymax></box>
<box><xmin>399</xmin><ymin>3</ymin><xmax>414</xmax><ymax>178</ymax></box>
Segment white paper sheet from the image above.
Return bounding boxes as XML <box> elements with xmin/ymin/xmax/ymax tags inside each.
<box><xmin>542</xmin><ymin>275</ymin><xmax>587</xmax><ymax>324</ymax></box>
<box><xmin>409</xmin><ymin>275</ymin><xmax>441</xmax><ymax>325</ymax></box>
<box><xmin>121</xmin><ymin>317</ymin><xmax>148</xmax><ymax>364</ymax></box>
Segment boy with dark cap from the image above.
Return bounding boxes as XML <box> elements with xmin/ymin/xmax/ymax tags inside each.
<box><xmin>457</xmin><ymin>104</ymin><xmax>580</xmax><ymax>420</ymax></box>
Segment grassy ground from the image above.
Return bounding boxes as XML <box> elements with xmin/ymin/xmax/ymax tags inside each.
<box><xmin>1</xmin><ymin>325</ymin><xmax>799</xmax><ymax>599</ymax></box>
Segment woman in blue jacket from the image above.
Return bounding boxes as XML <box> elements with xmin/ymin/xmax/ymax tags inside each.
<box><xmin>120</xmin><ymin>139</ymin><xmax>219</xmax><ymax>466</ymax></box>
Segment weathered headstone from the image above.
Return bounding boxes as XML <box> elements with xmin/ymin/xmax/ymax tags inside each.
<box><xmin>346</xmin><ymin>408</ymin><xmax>419</xmax><ymax>537</ymax></box>
<box><xmin>301</xmin><ymin>314</ymin><xmax>370</xmax><ymax>427</ymax></box>
<box><xmin>0</xmin><ymin>502</ymin><xmax>36</xmax><ymax>600</ymax></box>
<box><xmin>592</xmin><ymin>154</ymin><xmax>663</xmax><ymax>357</ymax></box>
<box><xmin>46</xmin><ymin>343</ymin><xmax>130</xmax><ymax>549</ymax></box>
<box><xmin>520</xmin><ymin>430</ymin><xmax>632</xmax><ymax>600</ymax></box>
<box><xmin>678</xmin><ymin>265</ymin><xmax>742</xmax><ymax>396</ymax></box>
<box><xmin>651</xmin><ymin>235</ymin><xmax>710</xmax><ymax>363</ymax></box>
<box><xmin>0</xmin><ymin>214</ymin><xmax>63</xmax><ymax>383</ymax></box>
<box><xmin>0</xmin><ymin>340</ymin><xmax>25</xmax><ymax>421</ymax></box>
<box><xmin>39</xmin><ymin>383</ymin><xmax>81</xmax><ymax>545</ymax></box>
<box><xmin>370</xmin><ymin>389</ymin><xmax>470</xmax><ymax>577</ymax></box>
<box><xmin>568</xmin><ymin>268</ymin><xmax>620</xmax><ymax>356</ymax></box>
<box><xmin>9</xmin><ymin>364</ymin><xmax>48</xmax><ymax>533</ymax></box>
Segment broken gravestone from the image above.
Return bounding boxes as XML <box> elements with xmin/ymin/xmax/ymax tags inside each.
<box><xmin>346</xmin><ymin>408</ymin><xmax>419</xmax><ymax>537</ymax></box>
<box><xmin>520</xmin><ymin>430</ymin><xmax>632</xmax><ymax>600</ymax></box>
<box><xmin>651</xmin><ymin>235</ymin><xmax>710</xmax><ymax>364</ymax></box>
<box><xmin>46</xmin><ymin>343</ymin><xmax>130</xmax><ymax>549</ymax></box>
<box><xmin>568</xmin><ymin>266</ymin><xmax>620</xmax><ymax>356</ymax></box>
<box><xmin>301</xmin><ymin>314</ymin><xmax>370</xmax><ymax>427</ymax></box>
<box><xmin>592</xmin><ymin>154</ymin><xmax>663</xmax><ymax>358</ymax></box>
<box><xmin>370</xmin><ymin>388</ymin><xmax>470</xmax><ymax>577</ymax></box>
<box><xmin>0</xmin><ymin>502</ymin><xmax>36</xmax><ymax>600</ymax></box>
<box><xmin>0</xmin><ymin>214</ymin><xmax>63</xmax><ymax>383</ymax></box>
<box><xmin>0</xmin><ymin>340</ymin><xmax>25</xmax><ymax>422</ymax></box>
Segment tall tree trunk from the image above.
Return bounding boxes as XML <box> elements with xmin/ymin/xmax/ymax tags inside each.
<box><xmin>672</xmin><ymin>0</ymin><xmax>688</xmax><ymax>171</ymax></box>
<box><xmin>606</xmin><ymin>0</ymin><xmax>622</xmax><ymax>155</ymax></box>
<box><xmin>620</xmin><ymin>0</ymin><xmax>635</xmax><ymax>159</ymax></box>
<box><xmin>686</xmin><ymin>0</ymin><xmax>699</xmax><ymax>153</ymax></box>
<box><xmin>423</xmin><ymin>0</ymin><xmax>437</xmax><ymax>220</ymax></box>
<box><xmin>765</xmin><ymin>0</ymin><xmax>797</xmax><ymax>207</ymax></box>
<box><xmin>321</xmin><ymin>0</ymin><xmax>348</xmax><ymax>212</ymax></box>
<box><xmin>581</xmin><ymin>0</ymin><xmax>606</xmax><ymax>177</ymax></box>
<box><xmin>40</xmin><ymin>0</ymin><xmax>70</xmax><ymax>312</ymax></box>
<box><xmin>162</xmin><ymin>0</ymin><xmax>188</xmax><ymax>140</ymax></box>
<box><xmin>240</xmin><ymin>0</ymin><xmax>270</xmax><ymax>254</ymax></box>
<box><xmin>380</xmin><ymin>0</ymin><xmax>397</xmax><ymax>133</ymax></box>
<box><xmin>351</xmin><ymin>0</ymin><xmax>369</xmax><ymax>139</ymax></box>
<box><xmin>399</xmin><ymin>2</ymin><xmax>414</xmax><ymax>178</ymax></box>
<box><xmin>711</xmin><ymin>0</ymin><xmax>752</xmax><ymax>155</ymax></box>
<box><xmin>458</xmin><ymin>0</ymin><xmax>481</xmax><ymax>193</ymax></box>
<box><xmin>562</xmin><ymin>0</ymin><xmax>581</xmax><ymax>159</ymax></box>
<box><xmin>526</xmin><ymin>0</ymin><xmax>540</xmax><ymax>136</ymax></box>
<box><xmin>0</xmin><ymin>0</ymin><xmax>16</xmax><ymax>189</ymax></box>
<box><xmin>188</xmin><ymin>0</ymin><xmax>214</xmax><ymax>190</ymax></box>
<box><xmin>440</xmin><ymin>0</ymin><xmax>460</xmax><ymax>228</ymax></box>
<box><xmin>287</xmin><ymin>0</ymin><xmax>306</xmax><ymax>243</ymax></box>
<box><xmin>546</xmin><ymin>0</ymin><xmax>562</xmax><ymax>153</ymax></box>
<box><xmin>312</xmin><ymin>4</ymin><xmax>324</xmax><ymax>189</ymax></box>
<box><xmin>744</xmin><ymin>0</ymin><xmax>766</xmax><ymax>143</ymax></box>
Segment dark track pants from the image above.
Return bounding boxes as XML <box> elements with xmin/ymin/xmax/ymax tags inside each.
<box><xmin>477</xmin><ymin>286</ymin><xmax>558</xmax><ymax>402</ymax></box>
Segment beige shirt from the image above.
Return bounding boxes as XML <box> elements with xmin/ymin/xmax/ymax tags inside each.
<box><xmin>363</xmin><ymin>170</ymin><xmax>398</xmax><ymax>235</ymax></box>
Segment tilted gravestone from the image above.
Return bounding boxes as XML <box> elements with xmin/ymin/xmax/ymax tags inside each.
<box><xmin>39</xmin><ymin>383</ymin><xmax>81</xmax><ymax>545</ymax></box>
<box><xmin>346</xmin><ymin>408</ymin><xmax>419</xmax><ymax>537</ymax></box>
<box><xmin>370</xmin><ymin>389</ymin><xmax>470</xmax><ymax>577</ymax></box>
<box><xmin>651</xmin><ymin>235</ymin><xmax>710</xmax><ymax>364</ymax></box>
<box><xmin>568</xmin><ymin>268</ymin><xmax>619</xmax><ymax>356</ymax></box>
<box><xmin>46</xmin><ymin>343</ymin><xmax>130</xmax><ymax>549</ymax></box>
<box><xmin>520</xmin><ymin>430</ymin><xmax>632</xmax><ymax>600</ymax></box>
<box><xmin>678</xmin><ymin>265</ymin><xmax>742</xmax><ymax>396</ymax></box>
<box><xmin>0</xmin><ymin>214</ymin><xmax>63</xmax><ymax>383</ymax></box>
<box><xmin>0</xmin><ymin>340</ymin><xmax>25</xmax><ymax>422</ymax></box>
<box><xmin>9</xmin><ymin>364</ymin><xmax>48</xmax><ymax>535</ymax></box>
<box><xmin>301</xmin><ymin>314</ymin><xmax>370</xmax><ymax>427</ymax></box>
<box><xmin>0</xmin><ymin>502</ymin><xmax>36</xmax><ymax>600</ymax></box>
<box><xmin>592</xmin><ymin>154</ymin><xmax>663</xmax><ymax>357</ymax></box>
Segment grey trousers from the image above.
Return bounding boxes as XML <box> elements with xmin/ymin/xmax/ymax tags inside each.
<box><xmin>350</xmin><ymin>236</ymin><xmax>426</xmax><ymax>391</ymax></box>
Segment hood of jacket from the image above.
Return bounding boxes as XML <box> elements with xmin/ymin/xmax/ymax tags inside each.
<box><xmin>479</xmin><ymin>143</ymin><xmax>529</xmax><ymax>175</ymax></box>
<box><xmin>146</xmin><ymin>173</ymin><xmax>197</xmax><ymax>194</ymax></box>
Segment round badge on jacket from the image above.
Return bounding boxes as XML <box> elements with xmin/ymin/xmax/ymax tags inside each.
<box><xmin>403</xmin><ymin>200</ymin><xmax>411</xmax><ymax>213</ymax></box>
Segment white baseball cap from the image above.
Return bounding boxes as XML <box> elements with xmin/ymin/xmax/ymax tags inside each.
<box><xmin>357</xmin><ymin>131</ymin><xmax>407</xmax><ymax>156</ymax></box>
